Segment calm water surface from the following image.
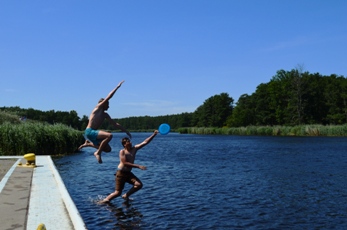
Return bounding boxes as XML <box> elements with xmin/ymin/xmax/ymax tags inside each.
<box><xmin>54</xmin><ymin>133</ymin><xmax>347</xmax><ymax>229</ymax></box>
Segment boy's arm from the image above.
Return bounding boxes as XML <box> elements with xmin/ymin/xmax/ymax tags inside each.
<box><xmin>100</xmin><ymin>80</ymin><xmax>125</xmax><ymax>107</ymax></box>
<box><xmin>135</xmin><ymin>130</ymin><xmax>158</xmax><ymax>150</ymax></box>
<box><xmin>106</xmin><ymin>115</ymin><xmax>132</xmax><ymax>139</ymax></box>
<box><xmin>96</xmin><ymin>81</ymin><xmax>124</xmax><ymax>109</ymax></box>
<box><xmin>119</xmin><ymin>149</ymin><xmax>146</xmax><ymax>170</ymax></box>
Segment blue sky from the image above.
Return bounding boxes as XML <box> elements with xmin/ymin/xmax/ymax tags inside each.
<box><xmin>1</xmin><ymin>1</ymin><xmax>346</xmax><ymax>119</ymax></box>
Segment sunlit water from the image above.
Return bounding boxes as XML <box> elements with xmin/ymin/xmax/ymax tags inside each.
<box><xmin>54</xmin><ymin>133</ymin><xmax>347</xmax><ymax>229</ymax></box>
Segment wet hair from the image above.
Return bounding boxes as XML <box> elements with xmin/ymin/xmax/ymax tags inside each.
<box><xmin>121</xmin><ymin>137</ymin><xmax>131</xmax><ymax>147</ymax></box>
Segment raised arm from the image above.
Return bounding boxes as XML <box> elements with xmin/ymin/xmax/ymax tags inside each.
<box><xmin>96</xmin><ymin>81</ymin><xmax>124</xmax><ymax>110</ymax></box>
<box><xmin>106</xmin><ymin>80</ymin><xmax>124</xmax><ymax>101</ymax></box>
<box><xmin>134</xmin><ymin>130</ymin><xmax>158</xmax><ymax>150</ymax></box>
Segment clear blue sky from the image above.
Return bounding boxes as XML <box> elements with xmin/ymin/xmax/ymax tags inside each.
<box><xmin>1</xmin><ymin>1</ymin><xmax>346</xmax><ymax>118</ymax></box>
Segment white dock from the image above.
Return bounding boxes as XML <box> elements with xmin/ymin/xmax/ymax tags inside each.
<box><xmin>0</xmin><ymin>155</ymin><xmax>86</xmax><ymax>230</ymax></box>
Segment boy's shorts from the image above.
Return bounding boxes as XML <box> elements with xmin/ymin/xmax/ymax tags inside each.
<box><xmin>84</xmin><ymin>128</ymin><xmax>100</xmax><ymax>146</ymax></box>
<box><xmin>115</xmin><ymin>170</ymin><xmax>140</xmax><ymax>191</ymax></box>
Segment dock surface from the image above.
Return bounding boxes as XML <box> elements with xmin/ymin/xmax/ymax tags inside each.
<box><xmin>0</xmin><ymin>156</ymin><xmax>86</xmax><ymax>230</ymax></box>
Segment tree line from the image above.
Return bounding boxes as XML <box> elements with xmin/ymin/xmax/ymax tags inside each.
<box><xmin>0</xmin><ymin>107</ymin><xmax>88</xmax><ymax>130</ymax></box>
<box><xmin>229</xmin><ymin>69</ymin><xmax>347</xmax><ymax>127</ymax></box>
<box><xmin>1</xmin><ymin>68</ymin><xmax>346</xmax><ymax>130</ymax></box>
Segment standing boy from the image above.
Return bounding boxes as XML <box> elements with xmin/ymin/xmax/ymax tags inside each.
<box><xmin>78</xmin><ymin>80</ymin><xmax>132</xmax><ymax>163</ymax></box>
<box><xmin>100</xmin><ymin>130</ymin><xmax>158</xmax><ymax>203</ymax></box>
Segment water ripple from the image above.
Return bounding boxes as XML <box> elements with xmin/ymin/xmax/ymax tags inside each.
<box><xmin>55</xmin><ymin>134</ymin><xmax>347</xmax><ymax>229</ymax></box>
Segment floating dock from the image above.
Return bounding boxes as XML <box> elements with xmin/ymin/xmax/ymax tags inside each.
<box><xmin>0</xmin><ymin>155</ymin><xmax>86</xmax><ymax>230</ymax></box>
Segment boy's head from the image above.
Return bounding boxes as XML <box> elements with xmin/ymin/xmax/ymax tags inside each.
<box><xmin>98</xmin><ymin>98</ymin><xmax>109</xmax><ymax>110</ymax></box>
<box><xmin>121</xmin><ymin>137</ymin><xmax>131</xmax><ymax>147</ymax></box>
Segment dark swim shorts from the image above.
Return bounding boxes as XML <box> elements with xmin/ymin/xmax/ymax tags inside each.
<box><xmin>84</xmin><ymin>128</ymin><xmax>100</xmax><ymax>146</ymax></box>
<box><xmin>115</xmin><ymin>170</ymin><xmax>140</xmax><ymax>191</ymax></box>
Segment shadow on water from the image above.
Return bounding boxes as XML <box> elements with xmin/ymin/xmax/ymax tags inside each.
<box><xmin>98</xmin><ymin>200</ymin><xmax>143</xmax><ymax>230</ymax></box>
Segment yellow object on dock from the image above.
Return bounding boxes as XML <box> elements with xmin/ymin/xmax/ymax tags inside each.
<box><xmin>37</xmin><ymin>223</ymin><xmax>47</xmax><ymax>230</ymax></box>
<box><xmin>24</xmin><ymin>153</ymin><xmax>35</xmax><ymax>163</ymax></box>
<box><xmin>18</xmin><ymin>153</ymin><xmax>37</xmax><ymax>167</ymax></box>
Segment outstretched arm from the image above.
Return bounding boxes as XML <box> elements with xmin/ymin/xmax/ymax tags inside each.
<box><xmin>96</xmin><ymin>80</ymin><xmax>124</xmax><ymax>109</ymax></box>
<box><xmin>106</xmin><ymin>115</ymin><xmax>132</xmax><ymax>139</ymax></box>
<box><xmin>115</xmin><ymin>122</ymin><xmax>132</xmax><ymax>139</ymax></box>
<box><xmin>135</xmin><ymin>130</ymin><xmax>158</xmax><ymax>150</ymax></box>
<box><xmin>102</xmin><ymin>80</ymin><xmax>125</xmax><ymax>105</ymax></box>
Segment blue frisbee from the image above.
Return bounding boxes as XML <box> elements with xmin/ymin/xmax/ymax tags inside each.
<box><xmin>159</xmin><ymin>123</ymin><xmax>170</xmax><ymax>135</ymax></box>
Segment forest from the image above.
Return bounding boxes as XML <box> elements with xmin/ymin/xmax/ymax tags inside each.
<box><xmin>1</xmin><ymin>69</ymin><xmax>347</xmax><ymax>131</ymax></box>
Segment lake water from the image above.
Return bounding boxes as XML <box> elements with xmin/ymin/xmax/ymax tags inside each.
<box><xmin>54</xmin><ymin>133</ymin><xmax>347</xmax><ymax>229</ymax></box>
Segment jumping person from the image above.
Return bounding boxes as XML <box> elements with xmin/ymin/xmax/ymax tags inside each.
<box><xmin>78</xmin><ymin>80</ymin><xmax>132</xmax><ymax>164</ymax></box>
<box><xmin>100</xmin><ymin>130</ymin><xmax>158</xmax><ymax>203</ymax></box>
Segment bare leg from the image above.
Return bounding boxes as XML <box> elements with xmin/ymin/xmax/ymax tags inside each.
<box><xmin>94</xmin><ymin>131</ymin><xmax>113</xmax><ymax>164</ymax></box>
<box><xmin>122</xmin><ymin>180</ymin><xmax>143</xmax><ymax>200</ymax></box>
<box><xmin>99</xmin><ymin>190</ymin><xmax>122</xmax><ymax>204</ymax></box>
<box><xmin>78</xmin><ymin>140</ymin><xmax>98</xmax><ymax>151</ymax></box>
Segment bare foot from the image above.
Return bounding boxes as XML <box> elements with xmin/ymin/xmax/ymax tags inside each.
<box><xmin>78</xmin><ymin>143</ymin><xmax>86</xmax><ymax>151</ymax></box>
<box><xmin>121</xmin><ymin>194</ymin><xmax>128</xmax><ymax>200</ymax></box>
<box><xmin>94</xmin><ymin>152</ymin><xmax>102</xmax><ymax>164</ymax></box>
<box><xmin>122</xmin><ymin>194</ymin><xmax>133</xmax><ymax>201</ymax></box>
<box><xmin>98</xmin><ymin>199</ymin><xmax>110</xmax><ymax>204</ymax></box>
<box><xmin>78</xmin><ymin>140</ymin><xmax>92</xmax><ymax>151</ymax></box>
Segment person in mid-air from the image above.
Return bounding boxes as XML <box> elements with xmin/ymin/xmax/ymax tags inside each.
<box><xmin>100</xmin><ymin>130</ymin><xmax>158</xmax><ymax>203</ymax></box>
<box><xmin>78</xmin><ymin>80</ymin><xmax>132</xmax><ymax>164</ymax></box>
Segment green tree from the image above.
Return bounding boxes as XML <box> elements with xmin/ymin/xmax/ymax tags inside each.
<box><xmin>193</xmin><ymin>93</ymin><xmax>233</xmax><ymax>127</ymax></box>
<box><xmin>301</xmin><ymin>73</ymin><xmax>327</xmax><ymax>124</ymax></box>
<box><xmin>227</xmin><ymin>94</ymin><xmax>255</xmax><ymax>127</ymax></box>
<box><xmin>324</xmin><ymin>75</ymin><xmax>347</xmax><ymax>124</ymax></box>
<box><xmin>80</xmin><ymin>115</ymin><xmax>89</xmax><ymax>130</ymax></box>
<box><xmin>253</xmin><ymin>83</ymin><xmax>275</xmax><ymax>125</ymax></box>
<box><xmin>287</xmin><ymin>68</ymin><xmax>306</xmax><ymax>125</ymax></box>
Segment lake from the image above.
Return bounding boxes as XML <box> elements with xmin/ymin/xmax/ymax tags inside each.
<box><xmin>54</xmin><ymin>133</ymin><xmax>347</xmax><ymax>229</ymax></box>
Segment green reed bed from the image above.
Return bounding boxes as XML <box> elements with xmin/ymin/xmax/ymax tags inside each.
<box><xmin>178</xmin><ymin>124</ymin><xmax>347</xmax><ymax>136</ymax></box>
<box><xmin>0</xmin><ymin>110</ymin><xmax>21</xmax><ymax>125</ymax></box>
<box><xmin>0</xmin><ymin>121</ymin><xmax>84</xmax><ymax>156</ymax></box>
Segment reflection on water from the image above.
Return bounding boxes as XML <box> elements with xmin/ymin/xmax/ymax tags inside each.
<box><xmin>86</xmin><ymin>195</ymin><xmax>143</xmax><ymax>229</ymax></box>
<box><xmin>54</xmin><ymin>133</ymin><xmax>347</xmax><ymax>229</ymax></box>
<box><xmin>104</xmin><ymin>201</ymin><xmax>142</xmax><ymax>229</ymax></box>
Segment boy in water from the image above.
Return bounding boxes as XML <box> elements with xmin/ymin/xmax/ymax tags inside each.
<box><xmin>78</xmin><ymin>80</ymin><xmax>132</xmax><ymax>163</ymax></box>
<box><xmin>100</xmin><ymin>130</ymin><xmax>158</xmax><ymax>203</ymax></box>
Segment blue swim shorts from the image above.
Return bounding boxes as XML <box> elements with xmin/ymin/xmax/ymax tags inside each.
<box><xmin>84</xmin><ymin>128</ymin><xmax>100</xmax><ymax>146</ymax></box>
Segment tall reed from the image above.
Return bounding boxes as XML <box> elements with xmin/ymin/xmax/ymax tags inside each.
<box><xmin>0</xmin><ymin>111</ymin><xmax>21</xmax><ymax>125</ymax></box>
<box><xmin>177</xmin><ymin>124</ymin><xmax>347</xmax><ymax>136</ymax></box>
<box><xmin>0</xmin><ymin>121</ymin><xmax>84</xmax><ymax>156</ymax></box>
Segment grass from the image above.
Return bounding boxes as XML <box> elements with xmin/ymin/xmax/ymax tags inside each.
<box><xmin>0</xmin><ymin>111</ymin><xmax>84</xmax><ymax>156</ymax></box>
<box><xmin>177</xmin><ymin>124</ymin><xmax>347</xmax><ymax>136</ymax></box>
